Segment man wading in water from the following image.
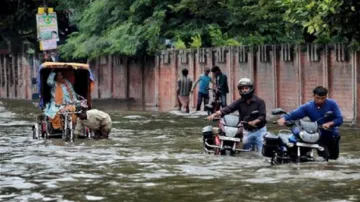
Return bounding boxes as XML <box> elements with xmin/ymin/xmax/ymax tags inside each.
<box><xmin>176</xmin><ymin>68</ymin><xmax>193</xmax><ymax>113</ymax></box>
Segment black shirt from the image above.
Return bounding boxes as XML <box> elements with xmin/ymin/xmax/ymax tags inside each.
<box><xmin>215</xmin><ymin>73</ymin><xmax>229</xmax><ymax>94</ymax></box>
<box><xmin>220</xmin><ymin>95</ymin><xmax>267</xmax><ymax>129</ymax></box>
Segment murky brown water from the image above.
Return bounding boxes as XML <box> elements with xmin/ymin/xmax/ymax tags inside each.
<box><xmin>1</xmin><ymin>100</ymin><xmax>360</xmax><ymax>202</ymax></box>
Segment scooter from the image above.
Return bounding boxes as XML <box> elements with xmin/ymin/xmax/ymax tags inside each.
<box><xmin>202</xmin><ymin>110</ymin><xmax>260</xmax><ymax>156</ymax></box>
<box><xmin>262</xmin><ymin>108</ymin><xmax>334</xmax><ymax>164</ymax></box>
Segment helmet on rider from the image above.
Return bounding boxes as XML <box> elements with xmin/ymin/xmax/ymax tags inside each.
<box><xmin>237</xmin><ymin>78</ymin><xmax>254</xmax><ymax>99</ymax></box>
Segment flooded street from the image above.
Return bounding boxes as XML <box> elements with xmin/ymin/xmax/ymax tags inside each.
<box><xmin>1</xmin><ymin>100</ymin><xmax>360</xmax><ymax>202</ymax></box>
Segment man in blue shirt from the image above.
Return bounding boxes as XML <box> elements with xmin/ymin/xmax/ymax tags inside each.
<box><xmin>277</xmin><ymin>86</ymin><xmax>343</xmax><ymax>160</ymax></box>
<box><xmin>191</xmin><ymin>68</ymin><xmax>214</xmax><ymax>111</ymax></box>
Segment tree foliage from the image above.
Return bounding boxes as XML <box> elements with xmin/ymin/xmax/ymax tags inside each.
<box><xmin>2</xmin><ymin>0</ymin><xmax>360</xmax><ymax>58</ymax></box>
<box><xmin>0</xmin><ymin>0</ymin><xmax>74</xmax><ymax>52</ymax></box>
<box><xmin>0</xmin><ymin>0</ymin><xmax>38</xmax><ymax>41</ymax></box>
<box><xmin>280</xmin><ymin>0</ymin><xmax>360</xmax><ymax>47</ymax></box>
<box><xmin>58</xmin><ymin>0</ymin><xmax>301</xmax><ymax>59</ymax></box>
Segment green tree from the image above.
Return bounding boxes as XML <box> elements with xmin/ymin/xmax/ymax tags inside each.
<box><xmin>0</xmin><ymin>0</ymin><xmax>39</xmax><ymax>51</ymax></box>
<box><xmin>59</xmin><ymin>0</ymin><xmax>300</xmax><ymax>59</ymax></box>
<box><xmin>225</xmin><ymin>0</ymin><xmax>304</xmax><ymax>45</ymax></box>
<box><xmin>59</xmin><ymin>0</ymin><xmax>231</xmax><ymax>58</ymax></box>
<box><xmin>0</xmin><ymin>0</ymin><xmax>75</xmax><ymax>52</ymax></box>
<box><xmin>9</xmin><ymin>0</ymin><xmax>360</xmax><ymax>58</ymax></box>
<box><xmin>280</xmin><ymin>0</ymin><xmax>360</xmax><ymax>47</ymax></box>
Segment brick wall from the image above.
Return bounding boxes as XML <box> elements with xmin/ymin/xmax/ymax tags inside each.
<box><xmin>144</xmin><ymin>56</ymin><xmax>156</xmax><ymax>106</ymax></box>
<box><xmin>255</xmin><ymin>45</ymin><xmax>276</xmax><ymax>115</ymax></box>
<box><xmin>154</xmin><ymin>44</ymin><xmax>358</xmax><ymax>123</ymax></box>
<box><xmin>328</xmin><ymin>45</ymin><xmax>353</xmax><ymax>119</ymax></box>
<box><xmin>277</xmin><ymin>45</ymin><xmax>300</xmax><ymax>112</ymax></box>
<box><xmin>158</xmin><ymin>51</ymin><xmax>177</xmax><ymax>111</ymax></box>
<box><xmin>301</xmin><ymin>48</ymin><xmax>325</xmax><ymax>103</ymax></box>
<box><xmin>0</xmin><ymin>54</ymin><xmax>34</xmax><ymax>100</ymax></box>
<box><xmin>112</xmin><ymin>56</ymin><xmax>128</xmax><ymax>99</ymax></box>
<box><xmin>0</xmin><ymin>43</ymin><xmax>359</xmax><ymax>123</ymax></box>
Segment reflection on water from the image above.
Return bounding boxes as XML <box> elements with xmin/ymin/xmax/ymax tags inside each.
<box><xmin>1</xmin><ymin>100</ymin><xmax>360</xmax><ymax>202</ymax></box>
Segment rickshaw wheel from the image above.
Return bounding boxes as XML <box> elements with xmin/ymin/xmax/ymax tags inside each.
<box><xmin>63</xmin><ymin>128</ymin><xmax>71</xmax><ymax>142</ymax></box>
<box><xmin>63</xmin><ymin>117</ymin><xmax>75</xmax><ymax>142</ymax></box>
<box><xmin>32</xmin><ymin>124</ymin><xmax>39</xmax><ymax>139</ymax></box>
<box><xmin>44</xmin><ymin>119</ymin><xmax>51</xmax><ymax>139</ymax></box>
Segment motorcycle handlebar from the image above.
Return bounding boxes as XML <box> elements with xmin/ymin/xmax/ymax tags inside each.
<box><xmin>274</xmin><ymin>120</ymin><xmax>334</xmax><ymax>131</ymax></box>
<box><xmin>55</xmin><ymin>100</ymin><xmax>86</xmax><ymax>108</ymax></box>
<box><xmin>318</xmin><ymin>126</ymin><xmax>333</xmax><ymax>131</ymax></box>
<box><xmin>240</xmin><ymin>121</ymin><xmax>257</xmax><ymax>128</ymax></box>
<box><xmin>272</xmin><ymin>119</ymin><xmax>294</xmax><ymax>125</ymax></box>
<box><xmin>204</xmin><ymin>117</ymin><xmax>221</xmax><ymax>121</ymax></box>
<box><xmin>59</xmin><ymin>110</ymin><xmax>82</xmax><ymax>115</ymax></box>
<box><xmin>55</xmin><ymin>102</ymin><xmax>75</xmax><ymax>107</ymax></box>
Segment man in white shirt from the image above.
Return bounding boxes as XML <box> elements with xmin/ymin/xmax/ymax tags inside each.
<box><xmin>74</xmin><ymin>109</ymin><xmax>112</xmax><ymax>139</ymax></box>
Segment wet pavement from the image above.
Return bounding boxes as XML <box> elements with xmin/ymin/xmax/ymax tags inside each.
<box><xmin>1</xmin><ymin>100</ymin><xmax>360</xmax><ymax>202</ymax></box>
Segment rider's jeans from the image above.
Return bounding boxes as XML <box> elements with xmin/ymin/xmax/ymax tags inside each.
<box><xmin>242</xmin><ymin>126</ymin><xmax>267</xmax><ymax>152</ymax></box>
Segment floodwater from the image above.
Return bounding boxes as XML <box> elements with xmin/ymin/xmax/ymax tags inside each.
<box><xmin>1</xmin><ymin>100</ymin><xmax>360</xmax><ymax>202</ymax></box>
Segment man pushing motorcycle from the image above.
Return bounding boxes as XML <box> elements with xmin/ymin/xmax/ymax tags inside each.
<box><xmin>277</xmin><ymin>86</ymin><xmax>343</xmax><ymax>160</ymax></box>
<box><xmin>208</xmin><ymin>78</ymin><xmax>267</xmax><ymax>153</ymax></box>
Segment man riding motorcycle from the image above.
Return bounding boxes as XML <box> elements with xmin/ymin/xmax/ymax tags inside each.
<box><xmin>277</xmin><ymin>86</ymin><xmax>343</xmax><ymax>160</ymax></box>
<box><xmin>208</xmin><ymin>78</ymin><xmax>267</xmax><ymax>152</ymax></box>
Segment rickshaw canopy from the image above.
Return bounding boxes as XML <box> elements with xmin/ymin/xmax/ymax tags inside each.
<box><xmin>40</xmin><ymin>62</ymin><xmax>90</xmax><ymax>70</ymax></box>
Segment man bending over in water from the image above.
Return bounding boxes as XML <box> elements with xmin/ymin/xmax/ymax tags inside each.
<box><xmin>74</xmin><ymin>109</ymin><xmax>112</xmax><ymax>139</ymax></box>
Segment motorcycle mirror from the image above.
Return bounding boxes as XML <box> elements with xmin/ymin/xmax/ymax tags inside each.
<box><xmin>324</xmin><ymin>111</ymin><xmax>334</xmax><ymax>118</ymax></box>
<box><xmin>271</xmin><ymin>108</ymin><xmax>286</xmax><ymax>115</ymax></box>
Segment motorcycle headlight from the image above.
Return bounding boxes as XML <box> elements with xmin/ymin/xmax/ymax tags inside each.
<box><xmin>299</xmin><ymin>131</ymin><xmax>320</xmax><ymax>143</ymax></box>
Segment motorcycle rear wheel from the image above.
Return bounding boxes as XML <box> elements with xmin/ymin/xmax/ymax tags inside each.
<box><xmin>224</xmin><ymin>150</ymin><xmax>232</xmax><ymax>156</ymax></box>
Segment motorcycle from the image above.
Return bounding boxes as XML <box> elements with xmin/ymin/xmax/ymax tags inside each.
<box><xmin>202</xmin><ymin>110</ymin><xmax>260</xmax><ymax>156</ymax></box>
<box><xmin>262</xmin><ymin>108</ymin><xmax>334</xmax><ymax>164</ymax></box>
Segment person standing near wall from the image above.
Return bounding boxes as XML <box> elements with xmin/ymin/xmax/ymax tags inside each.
<box><xmin>176</xmin><ymin>68</ymin><xmax>193</xmax><ymax>113</ymax></box>
<box><xmin>211</xmin><ymin>66</ymin><xmax>229</xmax><ymax>108</ymax></box>
<box><xmin>190</xmin><ymin>68</ymin><xmax>214</xmax><ymax>111</ymax></box>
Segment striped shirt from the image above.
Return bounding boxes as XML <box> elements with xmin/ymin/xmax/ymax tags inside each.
<box><xmin>177</xmin><ymin>76</ymin><xmax>193</xmax><ymax>96</ymax></box>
